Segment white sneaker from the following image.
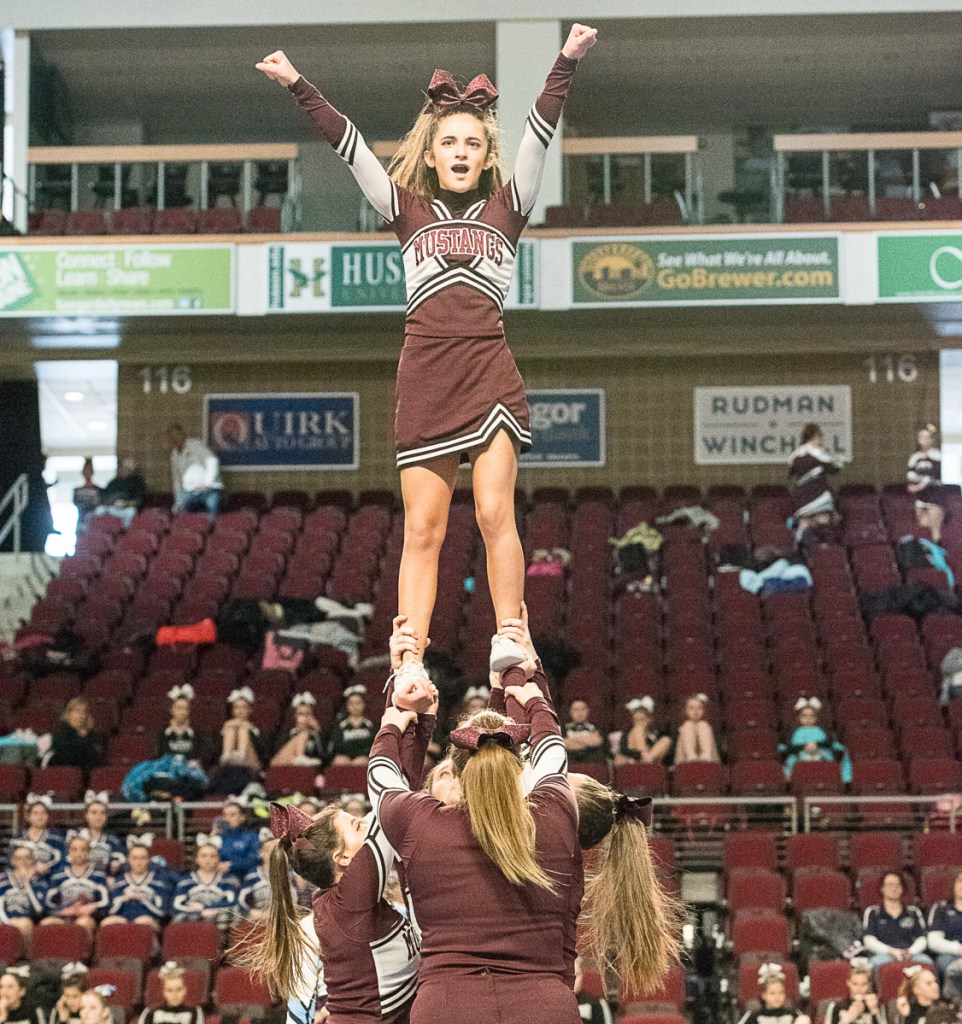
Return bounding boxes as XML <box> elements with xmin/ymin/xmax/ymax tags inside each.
<box><xmin>490</xmin><ymin>634</ymin><xmax>526</xmax><ymax>673</ymax></box>
<box><xmin>392</xmin><ymin>659</ymin><xmax>431</xmax><ymax>688</ymax></box>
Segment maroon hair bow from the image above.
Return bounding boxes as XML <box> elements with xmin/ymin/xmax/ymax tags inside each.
<box><xmin>269</xmin><ymin>802</ymin><xmax>314</xmax><ymax>853</ymax></box>
<box><xmin>449</xmin><ymin>722</ymin><xmax>530</xmax><ymax>751</ymax></box>
<box><xmin>427</xmin><ymin>69</ymin><xmax>499</xmax><ymax>113</ymax></box>
<box><xmin>615</xmin><ymin>794</ymin><xmax>653</xmax><ymax>828</ymax></box>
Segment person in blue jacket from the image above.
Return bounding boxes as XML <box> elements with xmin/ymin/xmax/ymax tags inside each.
<box><xmin>101</xmin><ymin>839</ymin><xmax>171</xmax><ymax>931</ymax></box>
<box><xmin>40</xmin><ymin>835</ymin><xmax>110</xmax><ymax>935</ymax></box>
<box><xmin>10</xmin><ymin>795</ymin><xmax>66</xmax><ymax>876</ymax></box>
<box><xmin>213</xmin><ymin>798</ymin><xmax>261</xmax><ymax>878</ymax></box>
<box><xmin>171</xmin><ymin>836</ymin><xmax>239</xmax><ymax>926</ymax></box>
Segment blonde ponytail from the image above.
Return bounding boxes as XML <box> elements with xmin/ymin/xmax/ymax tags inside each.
<box><xmin>452</xmin><ymin>710</ymin><xmax>554</xmax><ymax>891</ymax></box>
<box><xmin>388</xmin><ymin>104</ymin><xmax>505</xmax><ymax>204</ymax></box>
<box><xmin>230</xmin><ymin>806</ymin><xmax>339</xmax><ymax>1000</ymax></box>
<box><xmin>575</xmin><ymin>775</ymin><xmax>683</xmax><ymax>995</ymax></box>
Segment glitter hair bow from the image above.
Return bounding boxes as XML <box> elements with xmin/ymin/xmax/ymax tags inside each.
<box><xmin>449</xmin><ymin>722</ymin><xmax>530</xmax><ymax>751</ymax></box>
<box><xmin>427</xmin><ymin>69</ymin><xmax>499</xmax><ymax>113</ymax></box>
<box><xmin>758</xmin><ymin>963</ymin><xmax>786</xmax><ymax>984</ymax></box>
<box><xmin>291</xmin><ymin>692</ymin><xmax>317</xmax><ymax>708</ymax></box>
<box><xmin>615</xmin><ymin>794</ymin><xmax>653</xmax><ymax>827</ymax></box>
<box><xmin>794</xmin><ymin>696</ymin><xmax>822</xmax><ymax>712</ymax></box>
<box><xmin>168</xmin><ymin>684</ymin><xmax>195</xmax><ymax>702</ymax></box>
<box><xmin>228</xmin><ymin>686</ymin><xmax>255</xmax><ymax>705</ymax></box>
<box><xmin>626</xmin><ymin>696</ymin><xmax>655</xmax><ymax>714</ymax></box>
<box><xmin>269</xmin><ymin>802</ymin><xmax>315</xmax><ymax>854</ymax></box>
<box><xmin>84</xmin><ymin>789</ymin><xmax>109</xmax><ymax>806</ymax></box>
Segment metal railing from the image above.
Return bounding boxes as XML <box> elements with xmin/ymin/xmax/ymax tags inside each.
<box><xmin>802</xmin><ymin>794</ymin><xmax>960</xmax><ymax>832</ymax></box>
<box><xmin>0</xmin><ymin>474</ymin><xmax>29</xmax><ymax>553</ymax></box>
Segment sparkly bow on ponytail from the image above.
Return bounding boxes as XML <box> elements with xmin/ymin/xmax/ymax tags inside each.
<box><xmin>427</xmin><ymin>70</ymin><xmax>499</xmax><ymax>113</ymax></box>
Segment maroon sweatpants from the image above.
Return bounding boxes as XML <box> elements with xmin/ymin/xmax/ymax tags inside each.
<box><xmin>411</xmin><ymin>971</ymin><xmax>579</xmax><ymax>1024</ymax></box>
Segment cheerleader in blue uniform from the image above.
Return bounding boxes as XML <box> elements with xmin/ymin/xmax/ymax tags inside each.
<box><xmin>214</xmin><ymin>798</ymin><xmax>261</xmax><ymax>879</ymax></box>
<box><xmin>40</xmin><ymin>835</ymin><xmax>110</xmax><ymax>936</ymax></box>
<box><xmin>237</xmin><ymin>830</ymin><xmax>273</xmax><ymax>923</ymax></box>
<box><xmin>66</xmin><ymin>792</ymin><xmax>125</xmax><ymax>878</ymax></box>
<box><xmin>101</xmin><ymin>840</ymin><xmax>170</xmax><ymax>931</ymax></box>
<box><xmin>171</xmin><ymin>836</ymin><xmax>239</xmax><ymax>926</ymax></box>
<box><xmin>10</xmin><ymin>795</ymin><xmax>66</xmax><ymax>876</ymax></box>
<box><xmin>0</xmin><ymin>846</ymin><xmax>48</xmax><ymax>954</ymax></box>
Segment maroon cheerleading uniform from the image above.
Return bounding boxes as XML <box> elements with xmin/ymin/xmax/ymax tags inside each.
<box><xmin>368</xmin><ymin>668</ymin><xmax>581</xmax><ymax>1024</ymax></box>
<box><xmin>788</xmin><ymin>441</ymin><xmax>839</xmax><ymax>520</ymax></box>
<box><xmin>289</xmin><ymin>55</ymin><xmax>579</xmax><ymax>468</ymax></box>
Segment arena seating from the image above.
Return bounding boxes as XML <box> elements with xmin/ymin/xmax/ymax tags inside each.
<box><xmin>26</xmin><ymin>206</ymin><xmax>281</xmax><ymax>236</ymax></box>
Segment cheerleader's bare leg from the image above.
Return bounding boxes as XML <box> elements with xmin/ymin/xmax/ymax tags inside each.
<box><xmin>398</xmin><ymin>453</ymin><xmax>460</xmax><ymax>659</ymax></box>
<box><xmin>470</xmin><ymin>428</ymin><xmax>524</xmax><ymax>631</ymax></box>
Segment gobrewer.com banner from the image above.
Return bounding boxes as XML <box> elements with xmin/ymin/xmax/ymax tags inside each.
<box><xmin>572</xmin><ymin>234</ymin><xmax>840</xmax><ymax>306</ymax></box>
<box><xmin>520</xmin><ymin>389</ymin><xmax>606</xmax><ymax>468</ymax></box>
<box><xmin>265</xmin><ymin>240</ymin><xmax>538</xmax><ymax>312</ymax></box>
<box><xmin>877</xmin><ymin>232</ymin><xmax>962</xmax><ymax>301</ymax></box>
<box><xmin>204</xmin><ymin>393</ymin><xmax>359</xmax><ymax>471</ymax></box>
<box><xmin>0</xmin><ymin>244</ymin><xmax>234</xmax><ymax>316</ymax></box>
<box><xmin>694</xmin><ymin>385</ymin><xmax>852</xmax><ymax>465</ymax></box>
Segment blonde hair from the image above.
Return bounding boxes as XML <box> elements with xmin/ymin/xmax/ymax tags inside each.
<box><xmin>388</xmin><ymin>104</ymin><xmax>504</xmax><ymax>204</ymax></box>
<box><xmin>450</xmin><ymin>710</ymin><xmax>553</xmax><ymax>891</ymax></box>
<box><xmin>574</xmin><ymin>774</ymin><xmax>683</xmax><ymax>997</ymax></box>
<box><xmin>62</xmin><ymin>697</ymin><xmax>94</xmax><ymax>731</ymax></box>
<box><xmin>898</xmin><ymin>968</ymin><xmax>936</xmax><ymax>1003</ymax></box>
<box><xmin>230</xmin><ymin>806</ymin><xmax>338</xmax><ymax>1000</ymax></box>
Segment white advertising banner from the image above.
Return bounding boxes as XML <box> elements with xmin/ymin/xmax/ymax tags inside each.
<box><xmin>694</xmin><ymin>385</ymin><xmax>852</xmax><ymax>465</ymax></box>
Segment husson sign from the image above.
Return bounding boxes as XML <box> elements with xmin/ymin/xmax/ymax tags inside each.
<box><xmin>693</xmin><ymin>386</ymin><xmax>852</xmax><ymax>465</ymax></box>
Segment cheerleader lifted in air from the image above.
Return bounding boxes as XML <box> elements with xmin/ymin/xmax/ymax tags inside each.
<box><xmin>257</xmin><ymin>24</ymin><xmax>598</xmax><ymax>685</ymax></box>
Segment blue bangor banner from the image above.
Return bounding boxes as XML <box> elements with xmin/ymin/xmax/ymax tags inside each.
<box><xmin>521</xmin><ymin>389</ymin><xmax>606</xmax><ymax>468</ymax></box>
<box><xmin>204</xmin><ymin>393</ymin><xmax>359</xmax><ymax>470</ymax></box>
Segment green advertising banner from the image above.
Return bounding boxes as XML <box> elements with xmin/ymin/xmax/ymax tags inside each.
<box><xmin>0</xmin><ymin>245</ymin><xmax>234</xmax><ymax>317</ymax></box>
<box><xmin>877</xmin><ymin>233</ymin><xmax>962</xmax><ymax>300</ymax></box>
<box><xmin>571</xmin><ymin>235</ymin><xmax>840</xmax><ymax>306</ymax></box>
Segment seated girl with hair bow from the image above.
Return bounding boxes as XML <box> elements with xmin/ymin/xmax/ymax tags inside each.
<box><xmin>46</xmin><ymin>964</ymin><xmax>88</xmax><ymax>1024</ymax></box>
<box><xmin>10</xmin><ymin>794</ymin><xmax>65</xmax><ymax>876</ymax></box>
<box><xmin>0</xmin><ymin>846</ymin><xmax>48</xmax><ymax>954</ymax></box>
<box><xmin>824</xmin><ymin>958</ymin><xmax>885</xmax><ymax>1024</ymax></box>
<box><xmin>136</xmin><ymin>964</ymin><xmax>204</xmax><ymax>1024</ymax></box>
<box><xmin>160</xmin><ymin>685</ymin><xmax>205</xmax><ymax>762</ymax></box>
<box><xmin>66</xmin><ymin>791</ymin><xmax>124</xmax><ymax>877</ymax></box>
<box><xmin>737</xmin><ymin>964</ymin><xmax>811</xmax><ymax>1024</ymax></box>
<box><xmin>894</xmin><ymin>965</ymin><xmax>956</xmax><ymax>1024</ymax></box>
<box><xmin>232</xmin><ymin>643</ymin><xmax>434</xmax><ymax>1024</ymax></box>
<box><xmin>78</xmin><ymin>987</ymin><xmax>114</xmax><ymax>1024</ymax></box>
<box><xmin>672</xmin><ymin>694</ymin><xmax>721</xmax><ymax>765</ymax></box>
<box><xmin>615</xmin><ymin>695</ymin><xmax>671</xmax><ymax>765</ymax></box>
<box><xmin>781</xmin><ymin>697</ymin><xmax>852</xmax><ymax>784</ymax></box>
<box><xmin>270</xmin><ymin>693</ymin><xmax>324</xmax><ymax>768</ymax></box>
<box><xmin>209</xmin><ymin>688</ymin><xmax>265</xmax><ymax>796</ymax></box>
<box><xmin>328</xmin><ymin>686</ymin><xmax>375</xmax><ymax>766</ymax></box>
<box><xmin>0</xmin><ymin>968</ymin><xmax>43</xmax><ymax>1024</ymax></box>
<box><xmin>41</xmin><ymin>834</ymin><xmax>110</xmax><ymax>935</ymax></box>
<box><xmin>101</xmin><ymin>839</ymin><xmax>170</xmax><ymax>931</ymax></box>
<box><xmin>171</xmin><ymin>835</ymin><xmax>239</xmax><ymax>926</ymax></box>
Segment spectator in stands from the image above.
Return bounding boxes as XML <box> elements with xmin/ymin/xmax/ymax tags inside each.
<box><xmin>208</xmin><ymin>687</ymin><xmax>263</xmax><ymax>795</ymax></box>
<box><xmin>894</xmin><ymin>965</ymin><xmax>956</xmax><ymax>1024</ymax></box>
<box><xmin>340</xmin><ymin>793</ymin><xmax>368</xmax><ymax>819</ymax></box>
<box><xmin>47</xmin><ymin>965</ymin><xmax>88</xmax><ymax>1024</ymax></box>
<box><xmin>238</xmin><ymin>829</ymin><xmax>272</xmax><ymax>922</ymax></box>
<box><xmin>461</xmin><ymin>684</ymin><xmax>491</xmax><ymax>717</ymax></box>
<box><xmin>788</xmin><ymin>423</ymin><xmax>842</xmax><ymax>545</ymax></box>
<box><xmin>562</xmin><ymin>699</ymin><xmax>609</xmax><ymax>765</ymax></box>
<box><xmin>171</xmin><ymin>835</ymin><xmax>239</xmax><ymax>925</ymax></box>
<box><xmin>271</xmin><ymin>693</ymin><xmax>324</xmax><ymax>767</ymax></box>
<box><xmin>614</xmin><ymin>696</ymin><xmax>671</xmax><ymax>765</ymax></box>
<box><xmin>0</xmin><ymin>969</ymin><xmax>43</xmax><ymax>1024</ymax></box>
<box><xmin>737</xmin><ymin>962</ymin><xmax>811</xmax><ymax>1024</ymax></box>
<box><xmin>40</xmin><ymin>834</ymin><xmax>109</xmax><ymax>935</ymax></box>
<box><xmin>11</xmin><ymin>794</ymin><xmax>66</xmax><ymax>875</ymax></box>
<box><xmin>214</xmin><ymin>797</ymin><xmax>261</xmax><ymax>877</ymax></box>
<box><xmin>68</xmin><ymin>791</ymin><xmax>125</xmax><ymax>877</ymax></box>
<box><xmin>72</xmin><ymin>458</ymin><xmax>101</xmax><ymax>533</ymax></box>
<box><xmin>166</xmin><ymin>424</ymin><xmax>222</xmax><ymax>518</ymax></box>
<box><xmin>0</xmin><ymin>847</ymin><xmax>47</xmax><ymax>954</ymax></box>
<box><xmin>907</xmin><ymin>424</ymin><xmax>946</xmax><ymax>544</ymax></box>
<box><xmin>160</xmin><ymin>685</ymin><xmax>203</xmax><ymax>761</ymax></box>
<box><xmin>94</xmin><ymin>457</ymin><xmax>146</xmax><ymax>527</ymax></box>
<box><xmin>78</xmin><ymin>987</ymin><xmax>112</xmax><ymax>1024</ymax></box>
<box><xmin>823</xmin><ymin>958</ymin><xmax>885</xmax><ymax>1024</ymax></box>
<box><xmin>137</xmin><ymin>963</ymin><xmax>204</xmax><ymax>1024</ymax></box>
<box><xmin>672</xmin><ymin>694</ymin><xmax>721</xmax><ymax>765</ymax></box>
<box><xmin>573</xmin><ymin>957</ymin><xmax>613</xmax><ymax>1024</ymax></box>
<box><xmin>927</xmin><ymin>870</ymin><xmax>962</xmax><ymax>999</ymax></box>
<box><xmin>781</xmin><ymin>697</ymin><xmax>852</xmax><ymax>785</ymax></box>
<box><xmin>328</xmin><ymin>686</ymin><xmax>375</xmax><ymax>766</ymax></box>
<box><xmin>100</xmin><ymin>839</ymin><xmax>169</xmax><ymax>931</ymax></box>
<box><xmin>863</xmin><ymin>872</ymin><xmax>931</xmax><ymax>970</ymax></box>
<box><xmin>47</xmin><ymin>698</ymin><xmax>105</xmax><ymax>773</ymax></box>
